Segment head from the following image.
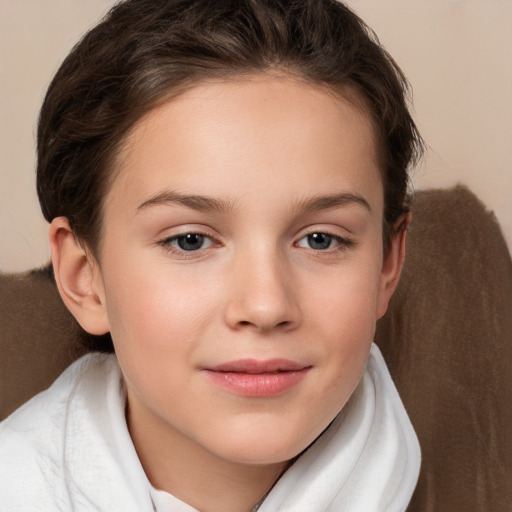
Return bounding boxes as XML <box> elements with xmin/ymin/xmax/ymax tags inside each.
<box><xmin>38</xmin><ymin>0</ymin><xmax>423</xmax><ymax>486</ymax></box>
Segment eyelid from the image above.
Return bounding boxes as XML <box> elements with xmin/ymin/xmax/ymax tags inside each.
<box><xmin>156</xmin><ymin>223</ymin><xmax>219</xmax><ymax>242</ymax></box>
<box><xmin>157</xmin><ymin>228</ymin><xmax>221</xmax><ymax>258</ymax></box>
<box><xmin>294</xmin><ymin>226</ymin><xmax>356</xmax><ymax>252</ymax></box>
<box><xmin>169</xmin><ymin>233</ymin><xmax>215</xmax><ymax>249</ymax></box>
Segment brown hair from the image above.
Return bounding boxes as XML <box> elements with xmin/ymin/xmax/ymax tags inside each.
<box><xmin>36</xmin><ymin>0</ymin><xmax>423</xmax><ymax>350</ymax></box>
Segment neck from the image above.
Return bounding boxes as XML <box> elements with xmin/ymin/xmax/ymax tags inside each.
<box><xmin>127</xmin><ymin>399</ymin><xmax>289</xmax><ymax>512</ymax></box>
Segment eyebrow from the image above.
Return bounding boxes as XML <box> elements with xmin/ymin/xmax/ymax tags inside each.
<box><xmin>293</xmin><ymin>192</ymin><xmax>372</xmax><ymax>214</ymax></box>
<box><xmin>136</xmin><ymin>190</ymin><xmax>371</xmax><ymax>215</ymax></box>
<box><xmin>137</xmin><ymin>190</ymin><xmax>235</xmax><ymax>214</ymax></box>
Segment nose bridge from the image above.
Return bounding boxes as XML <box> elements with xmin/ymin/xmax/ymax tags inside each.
<box><xmin>224</xmin><ymin>241</ymin><xmax>300</xmax><ymax>332</ymax></box>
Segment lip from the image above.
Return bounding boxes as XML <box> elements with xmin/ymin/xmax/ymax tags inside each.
<box><xmin>202</xmin><ymin>359</ymin><xmax>311</xmax><ymax>397</ymax></box>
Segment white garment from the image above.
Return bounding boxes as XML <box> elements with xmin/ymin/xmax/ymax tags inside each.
<box><xmin>0</xmin><ymin>344</ymin><xmax>420</xmax><ymax>512</ymax></box>
<box><xmin>150</xmin><ymin>486</ymin><xmax>198</xmax><ymax>512</ymax></box>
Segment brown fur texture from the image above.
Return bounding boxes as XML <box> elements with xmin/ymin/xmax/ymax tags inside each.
<box><xmin>0</xmin><ymin>265</ymin><xmax>88</xmax><ymax>419</ymax></box>
<box><xmin>375</xmin><ymin>186</ymin><xmax>512</xmax><ymax>511</ymax></box>
<box><xmin>1</xmin><ymin>186</ymin><xmax>511</xmax><ymax>510</ymax></box>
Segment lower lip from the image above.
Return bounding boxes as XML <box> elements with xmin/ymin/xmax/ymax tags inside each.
<box><xmin>204</xmin><ymin>369</ymin><xmax>310</xmax><ymax>397</ymax></box>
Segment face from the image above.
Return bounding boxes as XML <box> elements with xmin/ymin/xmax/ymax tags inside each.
<box><xmin>83</xmin><ymin>75</ymin><xmax>401</xmax><ymax>468</ymax></box>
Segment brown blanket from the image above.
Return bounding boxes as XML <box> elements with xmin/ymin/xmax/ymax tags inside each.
<box><xmin>375</xmin><ymin>186</ymin><xmax>512</xmax><ymax>511</ymax></box>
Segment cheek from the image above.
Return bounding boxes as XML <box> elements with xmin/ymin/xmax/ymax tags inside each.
<box><xmin>101</xmin><ymin>260</ymin><xmax>220</xmax><ymax>371</ymax></box>
<box><xmin>102</xmin><ymin>273</ymin><xmax>220</xmax><ymax>420</ymax></box>
<box><xmin>307</xmin><ymin>259</ymin><xmax>381</xmax><ymax>334</ymax></box>
<box><xmin>282</xmin><ymin>267</ymin><xmax>380</xmax><ymax>448</ymax></box>
<box><xmin>304</xmin><ymin>260</ymin><xmax>381</xmax><ymax>379</ymax></box>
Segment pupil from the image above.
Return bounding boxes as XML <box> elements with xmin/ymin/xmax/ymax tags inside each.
<box><xmin>308</xmin><ymin>233</ymin><xmax>331</xmax><ymax>250</ymax></box>
<box><xmin>177</xmin><ymin>234</ymin><xmax>204</xmax><ymax>251</ymax></box>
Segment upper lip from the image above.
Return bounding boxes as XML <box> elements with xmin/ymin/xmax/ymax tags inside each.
<box><xmin>205</xmin><ymin>359</ymin><xmax>310</xmax><ymax>374</ymax></box>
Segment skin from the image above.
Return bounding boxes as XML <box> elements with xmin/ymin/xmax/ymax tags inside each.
<box><xmin>50</xmin><ymin>74</ymin><xmax>407</xmax><ymax>512</ymax></box>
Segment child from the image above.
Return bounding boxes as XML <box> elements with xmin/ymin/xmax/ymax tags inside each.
<box><xmin>0</xmin><ymin>0</ymin><xmax>424</xmax><ymax>510</ymax></box>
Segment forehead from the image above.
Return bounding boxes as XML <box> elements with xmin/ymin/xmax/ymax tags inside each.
<box><xmin>109</xmin><ymin>74</ymin><xmax>382</xmax><ymax>215</ymax></box>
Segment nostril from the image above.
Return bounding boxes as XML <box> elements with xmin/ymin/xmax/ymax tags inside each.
<box><xmin>236</xmin><ymin>319</ymin><xmax>291</xmax><ymax>330</ymax></box>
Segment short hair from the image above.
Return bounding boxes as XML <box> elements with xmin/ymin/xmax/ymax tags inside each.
<box><xmin>36</xmin><ymin>0</ymin><xmax>423</xmax><ymax>350</ymax></box>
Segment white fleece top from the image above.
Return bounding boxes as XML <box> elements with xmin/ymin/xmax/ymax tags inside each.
<box><xmin>0</xmin><ymin>344</ymin><xmax>420</xmax><ymax>512</ymax></box>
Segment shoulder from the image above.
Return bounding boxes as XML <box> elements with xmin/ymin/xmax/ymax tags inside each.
<box><xmin>0</xmin><ymin>352</ymin><xmax>118</xmax><ymax>436</ymax></box>
<box><xmin>0</xmin><ymin>353</ymin><xmax>119</xmax><ymax>507</ymax></box>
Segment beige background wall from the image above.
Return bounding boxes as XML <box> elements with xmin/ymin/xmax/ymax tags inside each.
<box><xmin>1</xmin><ymin>0</ymin><xmax>511</xmax><ymax>272</ymax></box>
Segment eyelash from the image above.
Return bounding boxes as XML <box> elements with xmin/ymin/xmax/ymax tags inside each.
<box><xmin>157</xmin><ymin>230</ymin><xmax>354</xmax><ymax>258</ymax></box>
<box><xmin>158</xmin><ymin>232</ymin><xmax>217</xmax><ymax>258</ymax></box>
<box><xmin>295</xmin><ymin>232</ymin><xmax>354</xmax><ymax>252</ymax></box>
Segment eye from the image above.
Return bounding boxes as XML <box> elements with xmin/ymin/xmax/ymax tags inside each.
<box><xmin>162</xmin><ymin>233</ymin><xmax>215</xmax><ymax>252</ymax></box>
<box><xmin>296</xmin><ymin>232</ymin><xmax>351</xmax><ymax>251</ymax></box>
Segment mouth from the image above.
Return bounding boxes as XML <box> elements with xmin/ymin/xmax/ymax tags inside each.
<box><xmin>202</xmin><ymin>359</ymin><xmax>312</xmax><ymax>397</ymax></box>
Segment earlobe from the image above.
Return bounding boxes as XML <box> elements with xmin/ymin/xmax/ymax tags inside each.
<box><xmin>376</xmin><ymin>213</ymin><xmax>411</xmax><ymax>319</ymax></box>
<box><xmin>49</xmin><ymin>217</ymin><xmax>110</xmax><ymax>335</ymax></box>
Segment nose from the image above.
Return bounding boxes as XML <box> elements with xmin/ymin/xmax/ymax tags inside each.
<box><xmin>223</xmin><ymin>248</ymin><xmax>301</xmax><ymax>333</ymax></box>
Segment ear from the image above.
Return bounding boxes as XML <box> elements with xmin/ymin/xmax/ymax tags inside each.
<box><xmin>49</xmin><ymin>217</ymin><xmax>110</xmax><ymax>335</ymax></box>
<box><xmin>376</xmin><ymin>213</ymin><xmax>411</xmax><ymax>319</ymax></box>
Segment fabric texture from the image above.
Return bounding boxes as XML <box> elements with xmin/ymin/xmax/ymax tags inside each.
<box><xmin>0</xmin><ymin>345</ymin><xmax>419</xmax><ymax>512</ymax></box>
<box><xmin>374</xmin><ymin>186</ymin><xmax>512</xmax><ymax>511</ymax></box>
<box><xmin>150</xmin><ymin>486</ymin><xmax>198</xmax><ymax>512</ymax></box>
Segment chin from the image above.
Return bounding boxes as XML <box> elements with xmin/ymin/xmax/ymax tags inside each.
<box><xmin>211</xmin><ymin>426</ymin><xmax>319</xmax><ymax>467</ymax></box>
